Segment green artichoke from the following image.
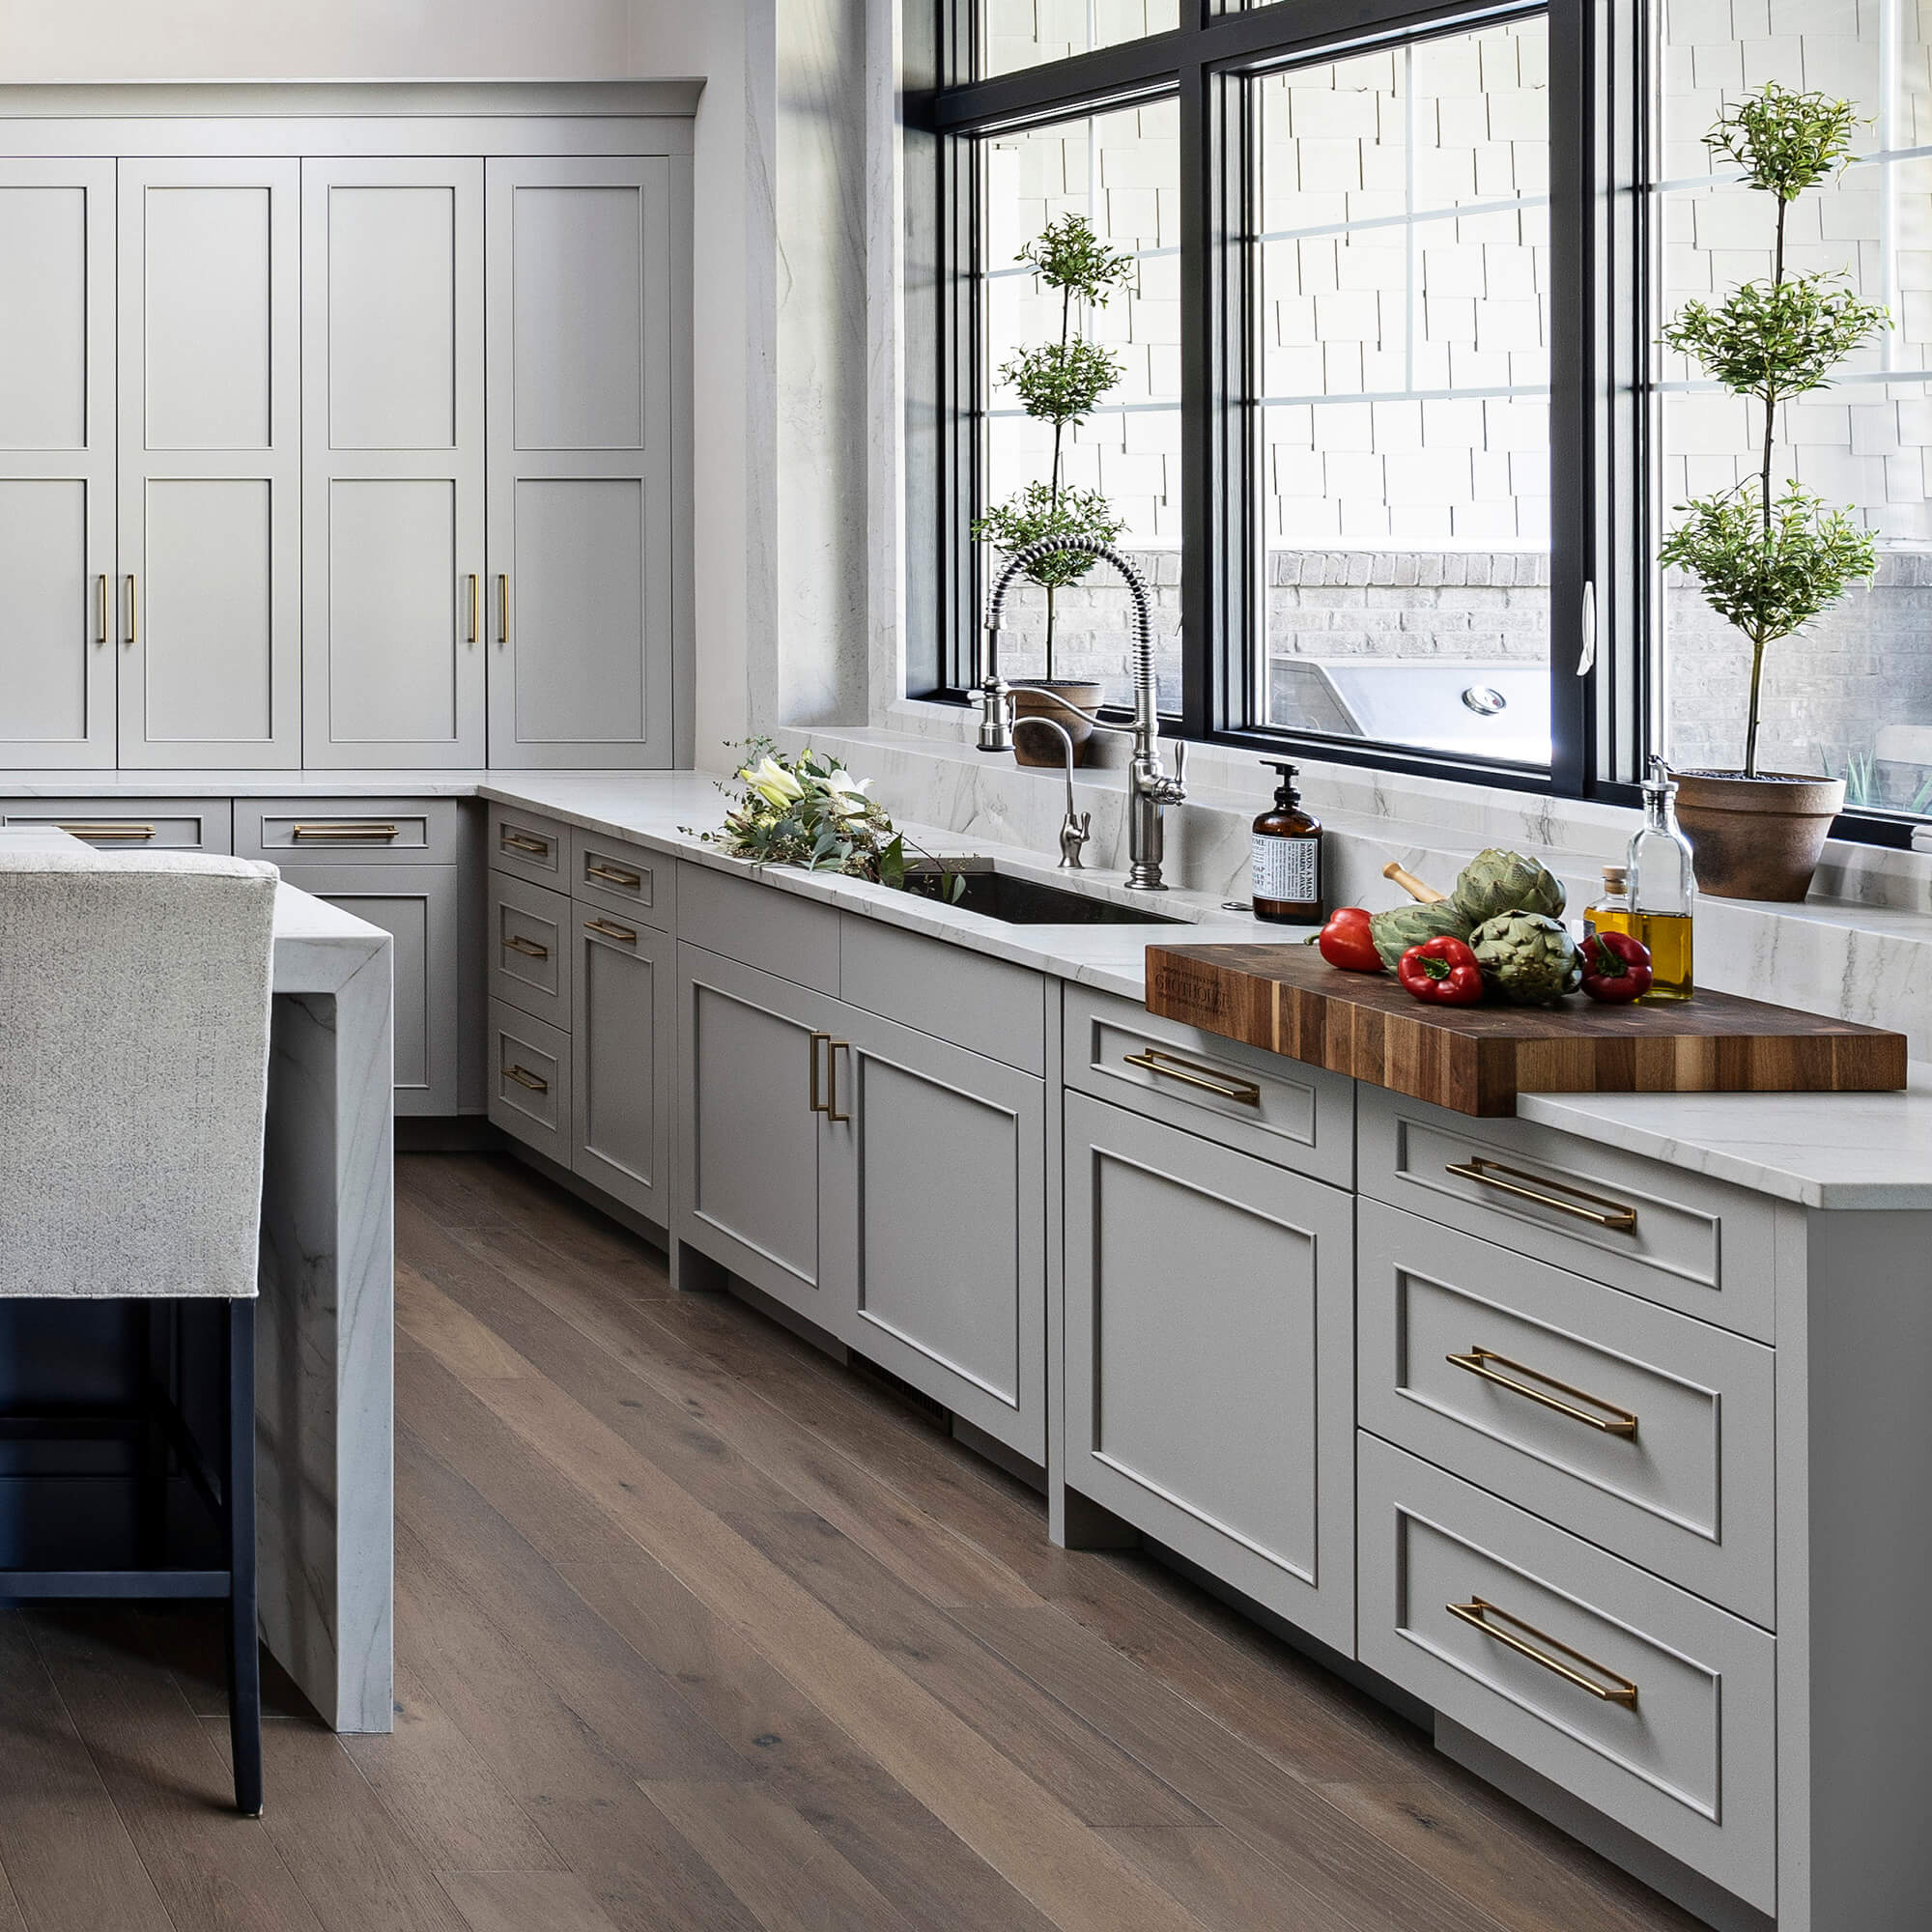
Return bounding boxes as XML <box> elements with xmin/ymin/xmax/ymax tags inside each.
<box><xmin>1369</xmin><ymin>899</ymin><xmax>1473</xmax><ymax>973</ymax></box>
<box><xmin>1469</xmin><ymin>910</ymin><xmax>1582</xmax><ymax>1005</ymax></box>
<box><xmin>1453</xmin><ymin>848</ymin><xmax>1567</xmax><ymax>926</ymax></box>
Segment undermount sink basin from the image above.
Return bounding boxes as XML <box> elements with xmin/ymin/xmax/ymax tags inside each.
<box><xmin>895</xmin><ymin>859</ymin><xmax>1188</xmax><ymax>926</ymax></box>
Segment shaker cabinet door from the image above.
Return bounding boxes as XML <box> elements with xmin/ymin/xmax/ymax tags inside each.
<box><xmin>572</xmin><ymin>909</ymin><xmax>673</xmax><ymax>1224</ymax></box>
<box><xmin>0</xmin><ymin>159</ymin><xmax>116</xmax><ymax>769</ymax></box>
<box><xmin>301</xmin><ymin>157</ymin><xmax>486</xmax><ymax>767</ymax></box>
<box><xmin>117</xmin><ymin>156</ymin><xmax>300</xmax><ymax>767</ymax></box>
<box><xmin>484</xmin><ymin>156</ymin><xmax>674</xmax><ymax>769</ymax></box>
<box><xmin>1064</xmin><ymin>1092</ymin><xmax>1356</xmax><ymax>1650</ymax></box>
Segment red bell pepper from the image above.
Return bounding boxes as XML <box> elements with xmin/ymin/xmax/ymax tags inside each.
<box><xmin>1397</xmin><ymin>934</ymin><xmax>1485</xmax><ymax>1005</ymax></box>
<box><xmin>1579</xmin><ymin>929</ymin><xmax>1653</xmax><ymax>1003</ymax></box>
<box><xmin>1313</xmin><ymin>906</ymin><xmax>1384</xmax><ymax>972</ymax></box>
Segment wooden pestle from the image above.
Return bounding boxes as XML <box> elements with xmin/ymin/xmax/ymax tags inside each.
<box><xmin>1382</xmin><ymin>861</ymin><xmax>1449</xmax><ymax>905</ymax></box>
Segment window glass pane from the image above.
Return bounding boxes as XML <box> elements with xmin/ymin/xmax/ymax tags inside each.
<box><xmin>981</xmin><ymin>0</ymin><xmax>1181</xmax><ymax>81</ymax></box>
<box><xmin>978</xmin><ymin>99</ymin><xmax>1182</xmax><ymax>708</ymax></box>
<box><xmin>1658</xmin><ymin>3</ymin><xmax>1932</xmax><ymax>810</ymax></box>
<box><xmin>1252</xmin><ymin>20</ymin><xmax>1552</xmax><ymax>765</ymax></box>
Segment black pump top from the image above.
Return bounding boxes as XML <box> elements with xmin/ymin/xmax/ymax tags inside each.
<box><xmin>1263</xmin><ymin>759</ymin><xmax>1300</xmax><ymax>810</ymax></box>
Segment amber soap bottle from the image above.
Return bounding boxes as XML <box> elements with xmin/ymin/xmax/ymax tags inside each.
<box><xmin>1250</xmin><ymin>760</ymin><xmax>1322</xmax><ymax>923</ymax></box>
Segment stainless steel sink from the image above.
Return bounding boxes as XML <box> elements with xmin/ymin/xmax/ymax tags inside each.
<box><xmin>895</xmin><ymin>859</ymin><xmax>1188</xmax><ymax>926</ymax></box>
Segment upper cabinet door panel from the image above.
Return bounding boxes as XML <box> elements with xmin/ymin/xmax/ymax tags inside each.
<box><xmin>485</xmin><ymin>156</ymin><xmax>673</xmax><ymax>769</ymax></box>
<box><xmin>302</xmin><ymin>156</ymin><xmax>485</xmax><ymax>768</ymax></box>
<box><xmin>119</xmin><ymin>157</ymin><xmax>299</xmax><ymax>768</ymax></box>
<box><xmin>0</xmin><ymin>160</ymin><xmax>115</xmax><ymax>769</ymax></box>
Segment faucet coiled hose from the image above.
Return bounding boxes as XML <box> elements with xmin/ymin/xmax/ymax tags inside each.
<box><xmin>983</xmin><ymin>535</ymin><xmax>1155</xmax><ymax>717</ymax></box>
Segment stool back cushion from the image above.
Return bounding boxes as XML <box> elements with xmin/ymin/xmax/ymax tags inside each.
<box><xmin>0</xmin><ymin>848</ymin><xmax>279</xmax><ymax>1299</ymax></box>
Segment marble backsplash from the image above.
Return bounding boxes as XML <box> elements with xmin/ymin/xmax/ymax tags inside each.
<box><xmin>776</xmin><ymin>713</ymin><xmax>1932</xmax><ymax>1061</ymax></box>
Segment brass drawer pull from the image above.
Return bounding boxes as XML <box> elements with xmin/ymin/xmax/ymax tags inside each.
<box><xmin>96</xmin><ymin>573</ymin><xmax>109</xmax><ymax>643</ymax></box>
<box><xmin>826</xmin><ymin>1038</ymin><xmax>852</xmax><ymax>1123</ymax></box>
<box><xmin>468</xmin><ymin>572</ymin><xmax>480</xmax><ymax>644</ymax></box>
<box><xmin>585</xmin><ymin>860</ymin><xmax>643</xmax><ymax>891</ymax></box>
<box><xmin>1122</xmin><ymin>1047</ymin><xmax>1262</xmax><ymax>1106</ymax></box>
<box><xmin>497</xmin><ymin>572</ymin><xmax>510</xmax><ymax>645</ymax></box>
<box><xmin>503</xmin><ymin>934</ymin><xmax>550</xmax><ymax>960</ymax></box>
<box><xmin>1447</xmin><ymin>1347</ymin><xmax>1638</xmax><ymax>1438</ymax></box>
<box><xmin>124</xmin><ymin>572</ymin><xmax>137</xmax><ymax>647</ymax></box>
<box><xmin>59</xmin><ymin>822</ymin><xmax>156</xmax><ymax>840</ymax></box>
<box><xmin>293</xmin><ymin>822</ymin><xmax>399</xmax><ymax>840</ymax></box>
<box><xmin>582</xmin><ymin>918</ymin><xmax>638</xmax><ymax>945</ymax></box>
<box><xmin>809</xmin><ymin>1030</ymin><xmax>831</xmax><ymax>1114</ymax></box>
<box><xmin>499</xmin><ymin>830</ymin><xmax>550</xmax><ymax>857</ymax></box>
<box><xmin>1446</xmin><ymin>1598</ymin><xmax>1639</xmax><ymax>1708</ymax></box>
<box><xmin>504</xmin><ymin>1064</ymin><xmax>550</xmax><ymax>1094</ymax></box>
<box><xmin>1445</xmin><ymin>1157</ymin><xmax>1638</xmax><ymax>1233</ymax></box>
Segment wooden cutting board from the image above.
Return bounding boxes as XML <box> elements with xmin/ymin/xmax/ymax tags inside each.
<box><xmin>1144</xmin><ymin>942</ymin><xmax>1910</xmax><ymax>1117</ymax></box>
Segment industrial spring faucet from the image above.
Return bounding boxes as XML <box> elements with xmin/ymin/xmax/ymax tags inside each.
<box><xmin>978</xmin><ymin>535</ymin><xmax>1186</xmax><ymax>892</ymax></box>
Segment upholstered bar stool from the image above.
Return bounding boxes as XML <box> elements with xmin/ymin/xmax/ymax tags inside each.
<box><xmin>0</xmin><ymin>843</ymin><xmax>279</xmax><ymax>1815</ymax></box>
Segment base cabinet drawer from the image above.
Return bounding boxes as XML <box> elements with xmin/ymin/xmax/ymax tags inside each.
<box><xmin>3</xmin><ymin>799</ymin><xmax>232</xmax><ymax>852</ymax></box>
<box><xmin>1358</xmin><ymin>1200</ymin><xmax>1776</xmax><ymax>1625</ymax></box>
<box><xmin>488</xmin><ymin>803</ymin><xmax>570</xmax><ymax>891</ymax></box>
<box><xmin>572</xmin><ymin>912</ymin><xmax>673</xmax><ymax>1224</ymax></box>
<box><xmin>488</xmin><ymin>998</ymin><xmax>571</xmax><ymax>1165</ymax></box>
<box><xmin>1063</xmin><ymin>1091</ymin><xmax>1355</xmax><ymax>1651</ymax></box>
<box><xmin>575</xmin><ymin>831</ymin><xmax>673</xmax><ymax>930</ymax></box>
<box><xmin>1357</xmin><ymin>1435</ymin><xmax>1776</xmax><ymax>1915</ymax></box>
<box><xmin>488</xmin><ymin>873</ymin><xmax>571</xmax><ymax>1030</ymax></box>
<box><xmin>237</xmin><ymin>799</ymin><xmax>463</xmax><ymax>860</ymax></box>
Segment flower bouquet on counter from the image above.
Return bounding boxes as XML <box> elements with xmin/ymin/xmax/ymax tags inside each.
<box><xmin>686</xmin><ymin>739</ymin><xmax>966</xmax><ymax>899</ymax></box>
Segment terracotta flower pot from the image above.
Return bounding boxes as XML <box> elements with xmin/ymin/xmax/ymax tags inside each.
<box><xmin>1671</xmin><ymin>770</ymin><xmax>1846</xmax><ymax>902</ymax></box>
<box><xmin>1010</xmin><ymin>680</ymin><xmax>1105</xmax><ymax>768</ymax></box>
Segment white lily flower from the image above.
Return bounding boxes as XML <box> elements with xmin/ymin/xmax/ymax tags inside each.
<box><xmin>741</xmin><ymin>755</ymin><xmax>804</xmax><ymax>809</ymax></box>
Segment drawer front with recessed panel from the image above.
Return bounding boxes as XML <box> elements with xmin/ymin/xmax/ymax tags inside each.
<box><xmin>1358</xmin><ymin>1085</ymin><xmax>1776</xmax><ymax>1341</ymax></box>
<box><xmin>237</xmin><ymin>799</ymin><xmax>461</xmax><ymax>861</ymax></box>
<box><xmin>1065</xmin><ymin>985</ymin><xmax>1352</xmax><ymax>1185</ymax></box>
<box><xmin>1358</xmin><ymin>1436</ymin><xmax>1776</xmax><ymax>1914</ymax></box>
<box><xmin>4</xmin><ymin>799</ymin><xmax>232</xmax><ymax>852</ymax></box>
<box><xmin>488</xmin><ymin>873</ymin><xmax>572</xmax><ymax>1031</ymax></box>
<box><xmin>575</xmin><ymin>830</ymin><xmax>673</xmax><ymax>930</ymax></box>
<box><xmin>488</xmin><ymin>803</ymin><xmax>570</xmax><ymax>891</ymax></box>
<box><xmin>488</xmin><ymin>997</ymin><xmax>570</xmax><ymax>1164</ymax></box>
<box><xmin>1358</xmin><ymin>1199</ymin><xmax>1775</xmax><ymax>1624</ymax></box>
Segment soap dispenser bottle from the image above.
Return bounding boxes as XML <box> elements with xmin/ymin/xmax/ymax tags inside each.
<box><xmin>1251</xmin><ymin>761</ymin><xmax>1322</xmax><ymax>923</ymax></box>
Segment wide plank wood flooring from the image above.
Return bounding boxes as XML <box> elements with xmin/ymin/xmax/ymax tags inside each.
<box><xmin>0</xmin><ymin>1152</ymin><xmax>1706</xmax><ymax>1932</ymax></box>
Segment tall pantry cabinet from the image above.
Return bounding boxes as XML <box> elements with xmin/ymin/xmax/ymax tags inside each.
<box><xmin>0</xmin><ymin>86</ymin><xmax>695</xmax><ymax>774</ymax></box>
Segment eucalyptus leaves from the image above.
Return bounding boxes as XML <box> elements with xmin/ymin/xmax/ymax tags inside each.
<box><xmin>1660</xmin><ymin>83</ymin><xmax>1886</xmax><ymax>778</ymax></box>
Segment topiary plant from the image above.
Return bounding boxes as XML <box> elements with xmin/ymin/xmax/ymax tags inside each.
<box><xmin>971</xmin><ymin>213</ymin><xmax>1135</xmax><ymax>676</ymax></box>
<box><xmin>1658</xmin><ymin>83</ymin><xmax>1888</xmax><ymax>778</ymax></box>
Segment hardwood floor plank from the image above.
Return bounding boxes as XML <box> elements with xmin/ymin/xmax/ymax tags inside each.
<box><xmin>394</xmin><ymin>1271</ymin><xmax>1208</xmax><ymax>1932</ymax></box>
<box><xmin>1100</xmin><ymin>1825</ymin><xmax>1367</xmax><ymax>1932</ymax></box>
<box><xmin>395</xmin><ymin>1264</ymin><xmax>531</xmax><ymax>1381</ymax></box>
<box><xmin>395</xmin><ymin>1335</ymin><xmax>1060</xmax><ymax>1932</ymax></box>
<box><xmin>438</xmin><ymin>1871</ymin><xmax>623</xmax><ymax>1932</ymax></box>
<box><xmin>642</xmin><ymin>1781</ymin><xmax>919</xmax><ymax>1932</ymax></box>
<box><xmin>26</xmin><ymin>1607</ymin><xmax>326</xmax><ymax>1932</ymax></box>
<box><xmin>340</xmin><ymin>1664</ymin><xmax>566</xmax><ymax>1877</ymax></box>
<box><xmin>0</xmin><ymin>1615</ymin><xmax>166</xmax><ymax>1932</ymax></box>
<box><xmin>200</xmin><ymin>1718</ymin><xmax>472</xmax><ymax>1932</ymax></box>
<box><xmin>0</xmin><ymin>1864</ymin><xmax>27</xmax><ymax>1932</ymax></box>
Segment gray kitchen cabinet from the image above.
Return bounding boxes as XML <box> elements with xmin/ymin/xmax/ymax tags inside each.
<box><xmin>1063</xmin><ymin>1089</ymin><xmax>1356</xmax><ymax>1652</ymax></box>
<box><xmin>484</xmin><ymin>156</ymin><xmax>675</xmax><ymax>769</ymax></box>
<box><xmin>0</xmin><ymin>158</ymin><xmax>116</xmax><ymax>768</ymax></box>
<box><xmin>117</xmin><ymin>156</ymin><xmax>301</xmax><ymax>768</ymax></box>
<box><xmin>675</xmin><ymin>943</ymin><xmax>851</xmax><ymax>1325</ymax></box>
<box><xmin>572</xmin><ymin>906</ymin><xmax>673</xmax><ymax>1222</ymax></box>
<box><xmin>301</xmin><ymin>156</ymin><xmax>486</xmax><ymax>767</ymax></box>
<box><xmin>827</xmin><ymin>1009</ymin><xmax>1047</xmax><ymax>1461</ymax></box>
<box><xmin>1</xmin><ymin>797</ymin><xmax>231</xmax><ymax>852</ymax></box>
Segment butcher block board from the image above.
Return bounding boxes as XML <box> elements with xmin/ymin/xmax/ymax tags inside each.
<box><xmin>1145</xmin><ymin>942</ymin><xmax>1910</xmax><ymax>1117</ymax></box>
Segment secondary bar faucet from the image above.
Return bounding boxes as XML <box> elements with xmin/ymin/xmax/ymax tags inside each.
<box><xmin>1011</xmin><ymin>715</ymin><xmax>1092</xmax><ymax>869</ymax></box>
<box><xmin>978</xmin><ymin>535</ymin><xmax>1186</xmax><ymax>892</ymax></box>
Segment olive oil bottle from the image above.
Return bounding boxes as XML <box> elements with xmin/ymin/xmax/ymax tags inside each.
<box><xmin>1583</xmin><ymin>865</ymin><xmax>1634</xmax><ymax>941</ymax></box>
<box><xmin>1627</xmin><ymin>757</ymin><xmax>1696</xmax><ymax>1001</ymax></box>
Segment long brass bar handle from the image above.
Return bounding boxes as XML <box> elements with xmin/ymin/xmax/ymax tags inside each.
<box><xmin>585</xmin><ymin>861</ymin><xmax>643</xmax><ymax>891</ymax></box>
<box><xmin>124</xmin><ymin>573</ymin><xmax>137</xmax><ymax>648</ymax></box>
<box><xmin>468</xmin><ymin>572</ymin><xmax>480</xmax><ymax>644</ymax></box>
<box><xmin>96</xmin><ymin>574</ymin><xmax>108</xmax><ymax>643</ymax></box>
<box><xmin>582</xmin><ymin>918</ymin><xmax>638</xmax><ymax>946</ymax></box>
<box><xmin>1123</xmin><ymin>1047</ymin><xmax>1262</xmax><ymax>1106</ymax></box>
<box><xmin>1445</xmin><ymin>1158</ymin><xmax>1638</xmax><ymax>1233</ymax></box>
<box><xmin>293</xmin><ymin>822</ymin><xmax>399</xmax><ymax>840</ymax></box>
<box><xmin>1447</xmin><ymin>1348</ymin><xmax>1639</xmax><ymax>1437</ymax></box>
<box><xmin>503</xmin><ymin>934</ymin><xmax>550</xmax><ymax>960</ymax></box>
<box><xmin>504</xmin><ymin>1064</ymin><xmax>550</xmax><ymax>1094</ymax></box>
<box><xmin>497</xmin><ymin>573</ymin><xmax>510</xmax><ymax>645</ymax></box>
<box><xmin>826</xmin><ymin>1039</ymin><xmax>852</xmax><ymax>1122</ymax></box>
<box><xmin>1446</xmin><ymin>1598</ymin><xmax>1639</xmax><ymax>1708</ymax></box>
<box><xmin>500</xmin><ymin>831</ymin><xmax>550</xmax><ymax>857</ymax></box>
<box><xmin>59</xmin><ymin>822</ymin><xmax>156</xmax><ymax>841</ymax></box>
<box><xmin>808</xmin><ymin>1030</ymin><xmax>831</xmax><ymax>1114</ymax></box>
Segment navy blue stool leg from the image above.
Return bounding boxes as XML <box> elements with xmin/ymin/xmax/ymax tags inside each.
<box><xmin>224</xmin><ymin>1297</ymin><xmax>263</xmax><ymax>1817</ymax></box>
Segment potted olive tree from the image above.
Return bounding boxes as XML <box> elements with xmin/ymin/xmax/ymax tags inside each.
<box><xmin>1660</xmin><ymin>83</ymin><xmax>1888</xmax><ymax>899</ymax></box>
<box><xmin>972</xmin><ymin>213</ymin><xmax>1134</xmax><ymax>766</ymax></box>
